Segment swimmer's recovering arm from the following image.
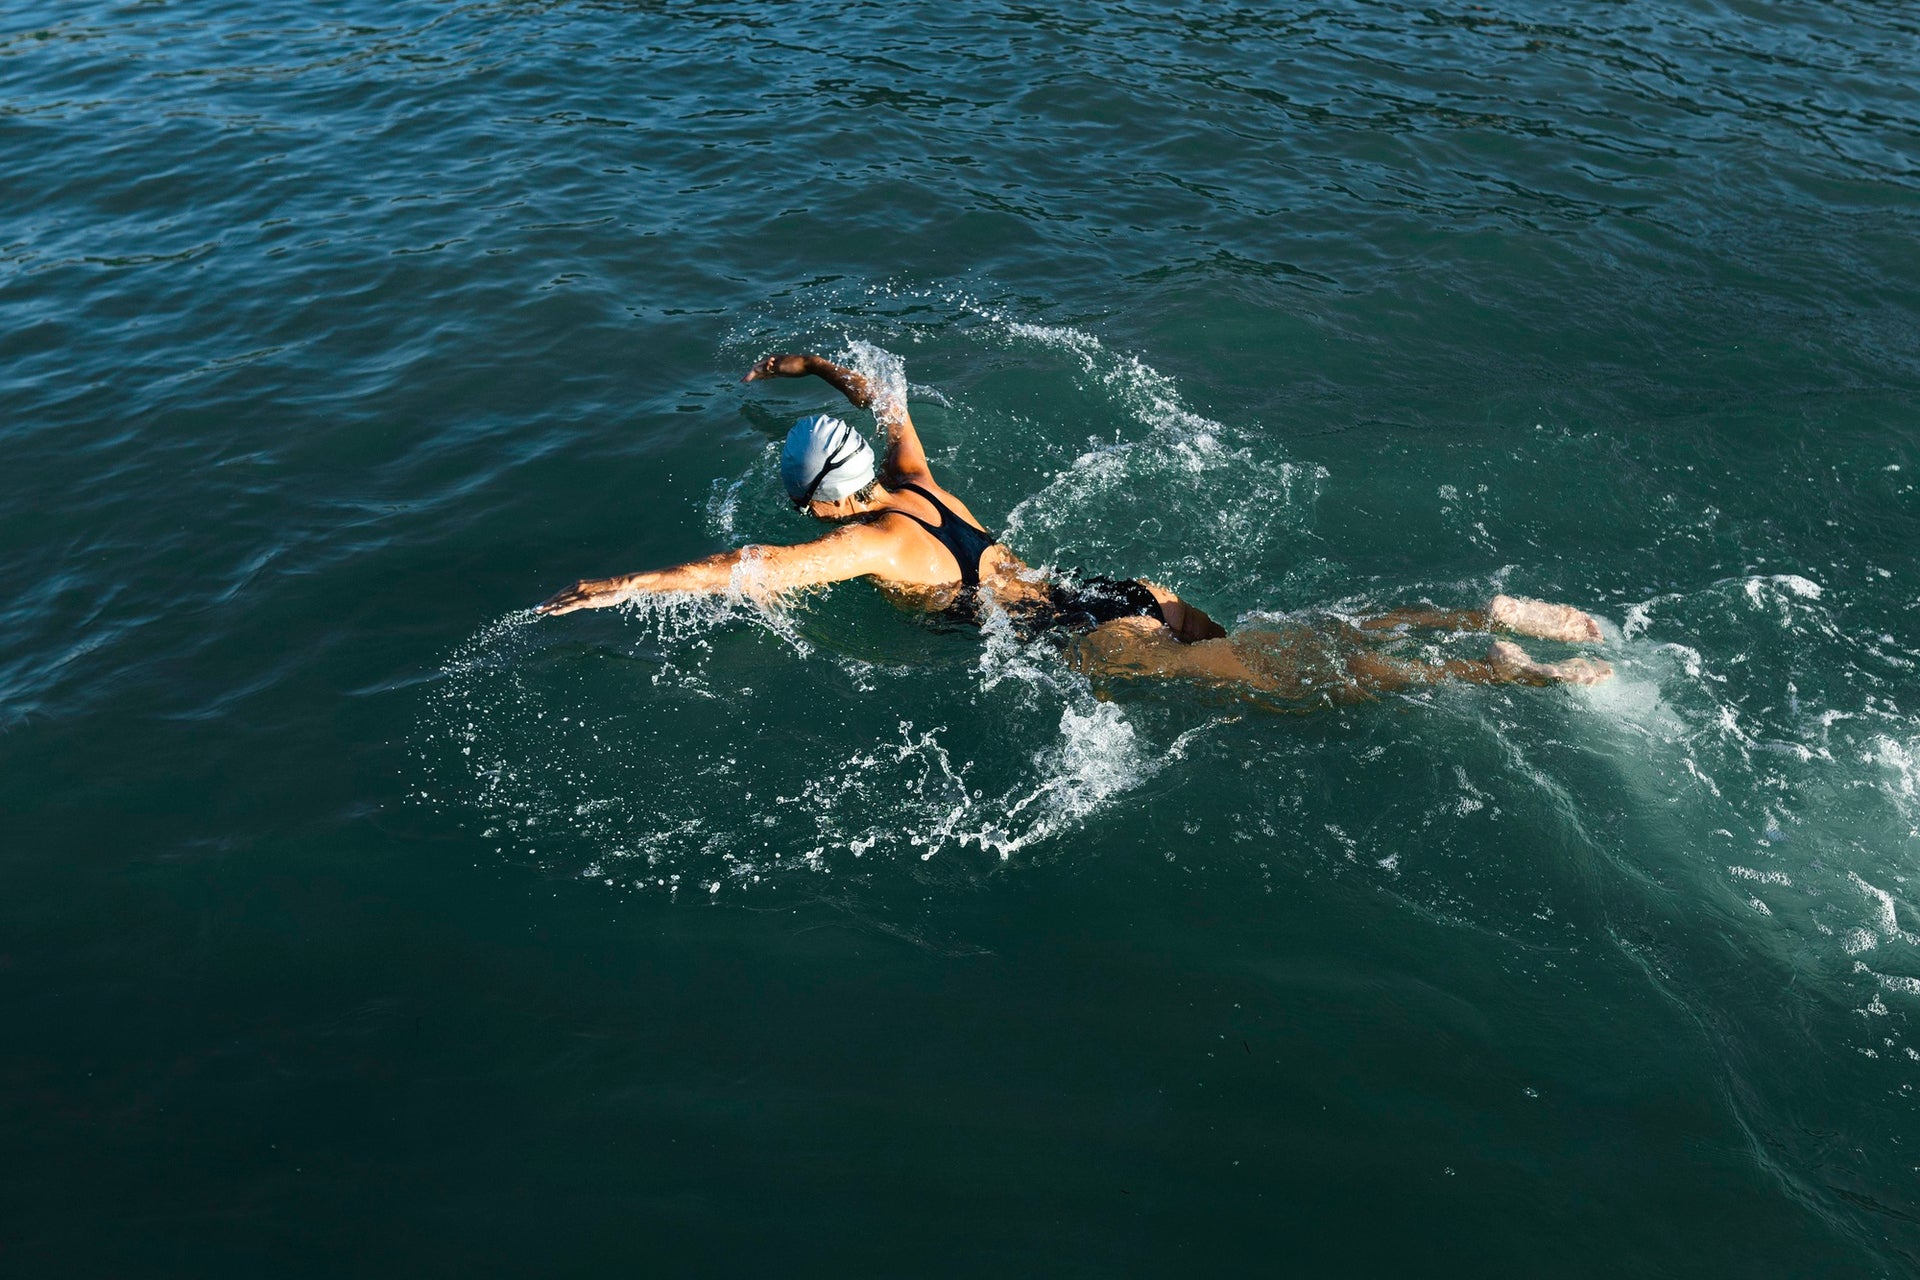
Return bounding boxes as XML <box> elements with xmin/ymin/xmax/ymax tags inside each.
<box><xmin>537</xmin><ymin>523</ymin><xmax>898</xmax><ymax>615</ymax></box>
<box><xmin>742</xmin><ymin>352</ymin><xmax>932</xmax><ymax>481</ymax></box>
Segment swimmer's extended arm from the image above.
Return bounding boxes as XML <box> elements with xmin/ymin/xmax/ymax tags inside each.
<box><xmin>537</xmin><ymin>523</ymin><xmax>898</xmax><ymax>615</ymax></box>
<box><xmin>742</xmin><ymin>352</ymin><xmax>932</xmax><ymax>481</ymax></box>
<box><xmin>743</xmin><ymin>352</ymin><xmax>873</xmax><ymax>409</ymax></box>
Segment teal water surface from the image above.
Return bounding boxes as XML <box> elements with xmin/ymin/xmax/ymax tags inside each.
<box><xmin>5</xmin><ymin>1</ymin><xmax>1920</xmax><ymax>1274</ymax></box>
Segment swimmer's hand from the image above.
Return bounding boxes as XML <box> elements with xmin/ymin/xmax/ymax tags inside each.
<box><xmin>741</xmin><ymin>353</ymin><xmax>812</xmax><ymax>382</ymax></box>
<box><xmin>742</xmin><ymin>352</ymin><xmax>873</xmax><ymax>410</ymax></box>
<box><xmin>537</xmin><ymin>576</ymin><xmax>635</xmax><ymax>615</ymax></box>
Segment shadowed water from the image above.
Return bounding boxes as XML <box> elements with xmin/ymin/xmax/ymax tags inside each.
<box><xmin>4</xmin><ymin>1</ymin><xmax>1919</xmax><ymax>1274</ymax></box>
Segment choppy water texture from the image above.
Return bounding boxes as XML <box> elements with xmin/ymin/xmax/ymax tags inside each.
<box><xmin>6</xmin><ymin>1</ymin><xmax>1920</xmax><ymax>1273</ymax></box>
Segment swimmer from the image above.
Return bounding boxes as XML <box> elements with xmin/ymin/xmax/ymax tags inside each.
<box><xmin>538</xmin><ymin>352</ymin><xmax>1611</xmax><ymax>703</ymax></box>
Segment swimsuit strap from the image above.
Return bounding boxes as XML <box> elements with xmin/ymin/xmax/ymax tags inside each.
<box><xmin>894</xmin><ymin>482</ymin><xmax>997</xmax><ymax>588</ymax></box>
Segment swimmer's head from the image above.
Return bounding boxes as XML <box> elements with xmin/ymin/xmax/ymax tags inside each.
<box><xmin>780</xmin><ymin>413</ymin><xmax>877</xmax><ymax>512</ymax></box>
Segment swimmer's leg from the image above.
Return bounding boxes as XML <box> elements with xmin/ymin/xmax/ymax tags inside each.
<box><xmin>1487</xmin><ymin>594</ymin><xmax>1603</xmax><ymax>644</ymax></box>
<box><xmin>1336</xmin><ymin>645</ymin><xmax>1609</xmax><ymax>696</ymax></box>
<box><xmin>1351</xmin><ymin>597</ymin><xmax>1605</xmax><ymax>644</ymax></box>
<box><xmin>1352</xmin><ymin>607</ymin><xmax>1488</xmax><ymax>635</ymax></box>
<box><xmin>1073</xmin><ymin>621</ymin><xmax>1475</xmax><ymax>702</ymax></box>
<box><xmin>1069</xmin><ymin>620</ymin><xmax>1612</xmax><ymax>705</ymax></box>
<box><xmin>1484</xmin><ymin>638</ymin><xmax>1612</xmax><ymax>685</ymax></box>
<box><xmin>1345</xmin><ymin>641</ymin><xmax>1610</xmax><ymax>692</ymax></box>
<box><xmin>1071</xmin><ymin>616</ymin><xmax>1252</xmax><ymax>678</ymax></box>
<box><xmin>1340</xmin><ymin>648</ymin><xmax>1499</xmax><ymax>697</ymax></box>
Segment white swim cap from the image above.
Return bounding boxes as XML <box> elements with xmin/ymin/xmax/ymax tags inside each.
<box><xmin>780</xmin><ymin>414</ymin><xmax>876</xmax><ymax>507</ymax></box>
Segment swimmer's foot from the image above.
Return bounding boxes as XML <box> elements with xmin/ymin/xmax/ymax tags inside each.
<box><xmin>1488</xmin><ymin>594</ymin><xmax>1604</xmax><ymax>644</ymax></box>
<box><xmin>1487</xmin><ymin>639</ymin><xmax>1613</xmax><ymax>686</ymax></box>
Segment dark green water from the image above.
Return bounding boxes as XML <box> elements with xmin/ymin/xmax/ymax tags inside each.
<box><xmin>6</xmin><ymin>1</ymin><xmax>1920</xmax><ymax>1273</ymax></box>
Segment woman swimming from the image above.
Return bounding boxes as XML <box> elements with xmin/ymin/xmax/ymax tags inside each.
<box><xmin>537</xmin><ymin>352</ymin><xmax>1611</xmax><ymax>703</ymax></box>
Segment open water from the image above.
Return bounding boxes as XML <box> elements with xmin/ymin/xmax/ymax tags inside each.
<box><xmin>5</xmin><ymin>1</ymin><xmax>1920</xmax><ymax>1274</ymax></box>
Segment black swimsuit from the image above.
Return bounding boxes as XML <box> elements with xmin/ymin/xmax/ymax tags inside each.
<box><xmin>895</xmin><ymin>483</ymin><xmax>997</xmax><ymax>590</ymax></box>
<box><xmin>1005</xmin><ymin>574</ymin><xmax>1167</xmax><ymax>639</ymax></box>
<box><xmin>893</xmin><ymin>482</ymin><xmax>1165</xmax><ymax>639</ymax></box>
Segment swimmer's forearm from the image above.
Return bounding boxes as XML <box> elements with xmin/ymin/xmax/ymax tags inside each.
<box><xmin>801</xmin><ymin>356</ymin><xmax>872</xmax><ymax>409</ymax></box>
<box><xmin>742</xmin><ymin>353</ymin><xmax>873</xmax><ymax>410</ymax></box>
<box><xmin>624</xmin><ymin>552</ymin><xmax>747</xmax><ymax>594</ymax></box>
<box><xmin>538</xmin><ymin>552</ymin><xmax>744</xmax><ymax>614</ymax></box>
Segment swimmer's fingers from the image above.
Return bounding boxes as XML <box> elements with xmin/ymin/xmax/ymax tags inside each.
<box><xmin>536</xmin><ymin>583</ymin><xmax>593</xmax><ymax>615</ymax></box>
<box><xmin>537</xmin><ymin>577</ymin><xmax>626</xmax><ymax>615</ymax></box>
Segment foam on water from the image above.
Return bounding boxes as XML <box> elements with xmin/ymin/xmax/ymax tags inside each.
<box><xmin>1560</xmin><ymin>573</ymin><xmax>1920</xmax><ymax>1069</ymax></box>
<box><xmin>840</xmin><ymin>338</ymin><xmax>910</xmax><ymax>429</ymax></box>
<box><xmin>976</xmin><ymin>309</ymin><xmax>1327</xmax><ymax>606</ymax></box>
<box><xmin>418</xmin><ymin>592</ymin><xmax>1207</xmax><ymax>896</ymax></box>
